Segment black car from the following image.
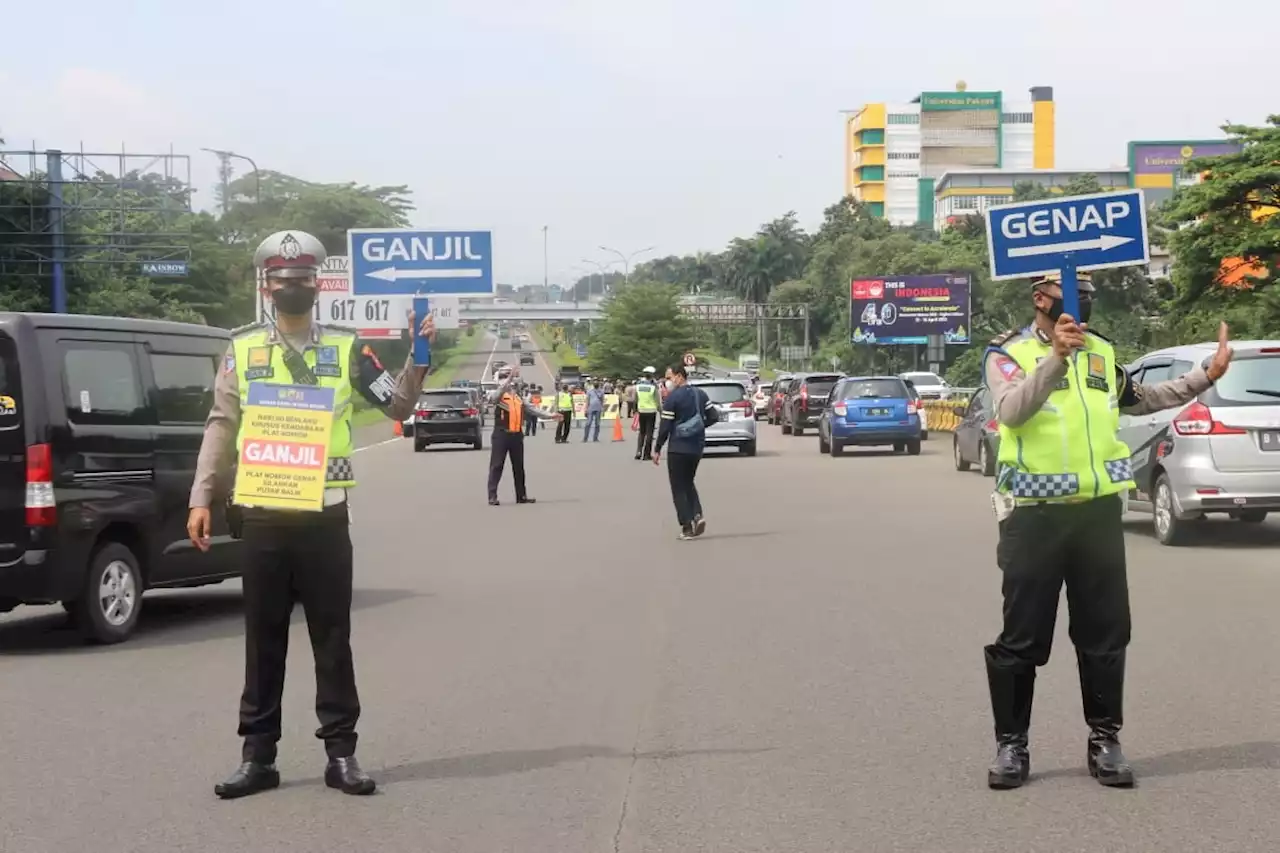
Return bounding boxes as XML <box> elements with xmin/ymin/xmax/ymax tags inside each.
<box><xmin>413</xmin><ymin>389</ymin><xmax>484</xmax><ymax>451</ymax></box>
<box><xmin>519</xmin><ymin>352</ymin><xmax>535</xmax><ymax>366</ymax></box>
<box><xmin>0</xmin><ymin>312</ymin><xmax>242</xmax><ymax>643</ymax></box>
<box><xmin>781</xmin><ymin>373</ymin><xmax>842</xmax><ymax>436</ymax></box>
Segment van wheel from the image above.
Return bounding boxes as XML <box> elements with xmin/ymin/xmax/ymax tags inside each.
<box><xmin>71</xmin><ymin>542</ymin><xmax>143</xmax><ymax>644</ymax></box>
<box><xmin>1153</xmin><ymin>473</ymin><xmax>1189</xmax><ymax>546</ymax></box>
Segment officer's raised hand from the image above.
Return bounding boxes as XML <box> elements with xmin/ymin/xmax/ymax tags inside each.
<box><xmin>1206</xmin><ymin>321</ymin><xmax>1234</xmax><ymax>380</ymax></box>
<box><xmin>1051</xmin><ymin>313</ymin><xmax>1087</xmax><ymax>359</ymax></box>
<box><xmin>405</xmin><ymin>309</ymin><xmax>438</xmax><ymax>343</ymax></box>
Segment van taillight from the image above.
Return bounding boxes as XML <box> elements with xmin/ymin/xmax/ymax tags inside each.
<box><xmin>25</xmin><ymin>443</ymin><xmax>56</xmax><ymax>527</ymax></box>
<box><xmin>1173</xmin><ymin>401</ymin><xmax>1245</xmax><ymax>436</ymax></box>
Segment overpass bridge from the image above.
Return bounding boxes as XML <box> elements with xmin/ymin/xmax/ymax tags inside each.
<box><xmin>461</xmin><ymin>304</ymin><xmax>603</xmax><ymax>321</ymax></box>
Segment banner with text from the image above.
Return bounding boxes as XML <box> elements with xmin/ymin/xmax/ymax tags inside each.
<box><xmin>850</xmin><ymin>274</ymin><xmax>971</xmax><ymax>346</ymax></box>
<box><xmin>233</xmin><ymin>384</ymin><xmax>336</xmax><ymax>511</ymax></box>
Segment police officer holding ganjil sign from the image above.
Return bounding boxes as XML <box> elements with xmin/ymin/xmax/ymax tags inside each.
<box><xmin>981</xmin><ymin>271</ymin><xmax>1233</xmax><ymax>790</ymax></box>
<box><xmin>187</xmin><ymin>230</ymin><xmax>433</xmax><ymax>800</ymax></box>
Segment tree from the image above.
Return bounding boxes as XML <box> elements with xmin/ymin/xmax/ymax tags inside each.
<box><xmin>586</xmin><ymin>284</ymin><xmax>697</xmax><ymax>378</ymax></box>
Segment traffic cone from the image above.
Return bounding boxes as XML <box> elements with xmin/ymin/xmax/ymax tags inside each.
<box><xmin>612</xmin><ymin>415</ymin><xmax>624</xmax><ymax>442</ymax></box>
<box><xmin>393</xmin><ymin>419</ymin><xmax>402</xmax><ymax>437</ymax></box>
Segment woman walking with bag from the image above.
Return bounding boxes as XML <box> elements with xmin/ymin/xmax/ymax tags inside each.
<box><xmin>652</xmin><ymin>365</ymin><xmax>718</xmax><ymax>539</ymax></box>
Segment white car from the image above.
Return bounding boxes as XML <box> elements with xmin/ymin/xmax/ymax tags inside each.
<box><xmin>899</xmin><ymin>371</ymin><xmax>953</xmax><ymax>401</ymax></box>
<box><xmin>752</xmin><ymin>382</ymin><xmax>773</xmax><ymax>418</ymax></box>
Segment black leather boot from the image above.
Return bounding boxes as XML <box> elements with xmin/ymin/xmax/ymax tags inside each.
<box><xmin>985</xmin><ymin>652</ymin><xmax>1035</xmax><ymax>789</ymax></box>
<box><xmin>1079</xmin><ymin>650</ymin><xmax>1134</xmax><ymax>787</ymax></box>
<box><xmin>214</xmin><ymin>761</ymin><xmax>280</xmax><ymax>800</ymax></box>
<box><xmin>325</xmin><ymin>756</ymin><xmax>376</xmax><ymax>795</ymax></box>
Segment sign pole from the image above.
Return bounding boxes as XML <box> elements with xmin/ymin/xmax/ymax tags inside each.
<box><xmin>1059</xmin><ymin>259</ymin><xmax>1081</xmax><ymax>322</ymax></box>
<box><xmin>413</xmin><ymin>296</ymin><xmax>431</xmax><ymax>367</ymax></box>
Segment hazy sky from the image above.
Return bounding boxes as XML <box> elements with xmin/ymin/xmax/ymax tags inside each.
<box><xmin>3</xmin><ymin>0</ymin><xmax>1275</xmax><ymax>286</ymax></box>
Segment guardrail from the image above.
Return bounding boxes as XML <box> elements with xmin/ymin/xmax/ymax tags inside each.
<box><xmin>920</xmin><ymin>388</ymin><xmax>977</xmax><ymax>433</ymax></box>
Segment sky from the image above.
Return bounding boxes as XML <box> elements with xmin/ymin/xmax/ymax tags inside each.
<box><xmin>2</xmin><ymin>0</ymin><xmax>1275</xmax><ymax>287</ymax></box>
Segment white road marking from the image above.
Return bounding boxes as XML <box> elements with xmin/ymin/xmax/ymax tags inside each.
<box><xmin>481</xmin><ymin>333</ymin><xmax>501</xmax><ymax>381</ymax></box>
<box><xmin>353</xmin><ymin>436</ymin><xmax>401</xmax><ymax>453</ymax></box>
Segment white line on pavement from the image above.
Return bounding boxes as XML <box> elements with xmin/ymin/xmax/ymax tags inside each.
<box><xmin>353</xmin><ymin>436</ymin><xmax>401</xmax><ymax>454</ymax></box>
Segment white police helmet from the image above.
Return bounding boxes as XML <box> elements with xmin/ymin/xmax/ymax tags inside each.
<box><xmin>253</xmin><ymin>231</ymin><xmax>326</xmax><ymax>281</ymax></box>
<box><xmin>642</xmin><ymin>366</ymin><xmax>656</xmax><ymax>374</ymax></box>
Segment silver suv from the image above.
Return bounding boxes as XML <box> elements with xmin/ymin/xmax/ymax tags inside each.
<box><xmin>1121</xmin><ymin>339</ymin><xmax>1280</xmax><ymax>545</ymax></box>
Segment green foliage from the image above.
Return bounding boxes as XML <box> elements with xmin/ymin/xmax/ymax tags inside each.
<box><xmin>587</xmin><ymin>284</ymin><xmax>697</xmax><ymax>377</ymax></box>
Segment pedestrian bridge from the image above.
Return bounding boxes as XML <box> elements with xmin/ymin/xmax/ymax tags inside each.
<box><xmin>461</xmin><ymin>304</ymin><xmax>603</xmax><ymax>321</ymax></box>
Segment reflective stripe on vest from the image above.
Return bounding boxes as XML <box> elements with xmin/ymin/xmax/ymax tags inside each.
<box><xmin>232</xmin><ymin>328</ymin><xmax>358</xmax><ymax>489</ymax></box>
<box><xmin>995</xmin><ymin>332</ymin><xmax>1134</xmax><ymax>503</ymax></box>
<box><xmin>635</xmin><ymin>382</ymin><xmax>658</xmax><ymax>412</ymax></box>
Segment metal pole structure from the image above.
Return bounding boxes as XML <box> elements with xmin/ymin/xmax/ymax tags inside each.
<box><xmin>580</xmin><ymin>258</ymin><xmax>614</xmax><ymax>300</ymax></box>
<box><xmin>542</xmin><ymin>225</ymin><xmax>549</xmax><ymax>289</ymax></box>
<box><xmin>599</xmin><ymin>245</ymin><xmax>655</xmax><ymax>286</ymax></box>
<box><xmin>803</xmin><ymin>306</ymin><xmax>811</xmax><ymax>371</ymax></box>
<box><xmin>202</xmin><ymin>149</ymin><xmax>262</xmax><ymax>207</ymax></box>
<box><xmin>46</xmin><ymin>150</ymin><xmax>68</xmax><ymax>314</ymax></box>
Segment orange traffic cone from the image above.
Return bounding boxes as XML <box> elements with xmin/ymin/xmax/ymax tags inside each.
<box><xmin>393</xmin><ymin>419</ymin><xmax>402</xmax><ymax>437</ymax></box>
<box><xmin>612</xmin><ymin>415</ymin><xmax>624</xmax><ymax>442</ymax></box>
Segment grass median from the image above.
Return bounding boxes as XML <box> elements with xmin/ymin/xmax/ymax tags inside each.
<box><xmin>531</xmin><ymin>327</ymin><xmax>577</xmax><ymax>375</ymax></box>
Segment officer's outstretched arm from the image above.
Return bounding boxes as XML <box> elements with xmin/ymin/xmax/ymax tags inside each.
<box><xmin>1115</xmin><ymin>364</ymin><xmax>1212</xmax><ymax>417</ymax></box>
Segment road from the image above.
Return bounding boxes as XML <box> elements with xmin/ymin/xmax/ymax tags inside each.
<box><xmin>1</xmin><ymin>332</ymin><xmax>1278</xmax><ymax>853</ymax></box>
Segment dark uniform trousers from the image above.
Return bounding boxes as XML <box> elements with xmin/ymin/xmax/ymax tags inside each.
<box><xmin>524</xmin><ymin>411</ymin><xmax>538</xmax><ymax>436</ymax></box>
<box><xmin>636</xmin><ymin>412</ymin><xmax>657</xmax><ymax>458</ymax></box>
<box><xmin>555</xmin><ymin>412</ymin><xmax>573</xmax><ymax>443</ymax></box>
<box><xmin>985</xmin><ymin>494</ymin><xmax>1130</xmax><ymax>738</ymax></box>
<box><xmin>239</xmin><ymin>503</ymin><xmax>359</xmax><ymax>763</ymax></box>
<box><xmin>488</xmin><ymin>428</ymin><xmax>528</xmax><ymax>501</ymax></box>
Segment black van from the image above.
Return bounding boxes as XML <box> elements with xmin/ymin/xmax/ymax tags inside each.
<box><xmin>0</xmin><ymin>312</ymin><xmax>242</xmax><ymax>644</ymax></box>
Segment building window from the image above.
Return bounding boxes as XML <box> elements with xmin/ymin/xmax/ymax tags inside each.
<box><xmin>952</xmin><ymin>197</ymin><xmax>980</xmax><ymax>210</ymax></box>
<box><xmin>887</xmin><ymin>152</ymin><xmax>920</xmax><ymax>160</ymax></box>
<box><xmin>856</xmin><ymin>129</ymin><xmax>885</xmax><ymax>145</ymax></box>
<box><xmin>887</xmin><ymin>114</ymin><xmax>920</xmax><ymax>125</ymax></box>
<box><xmin>888</xmin><ymin>171</ymin><xmax>920</xmax><ymax>179</ymax></box>
<box><xmin>1001</xmin><ymin>112</ymin><xmax>1033</xmax><ymax>124</ymax></box>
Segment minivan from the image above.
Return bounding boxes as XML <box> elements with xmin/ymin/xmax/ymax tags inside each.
<box><xmin>0</xmin><ymin>313</ymin><xmax>242</xmax><ymax>643</ymax></box>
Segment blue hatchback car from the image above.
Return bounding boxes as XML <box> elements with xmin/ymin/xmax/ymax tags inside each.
<box><xmin>817</xmin><ymin>375</ymin><xmax>923</xmax><ymax>457</ymax></box>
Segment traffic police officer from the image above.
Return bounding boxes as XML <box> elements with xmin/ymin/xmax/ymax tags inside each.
<box><xmin>554</xmin><ymin>383</ymin><xmax>574</xmax><ymax>443</ymax></box>
<box><xmin>982</xmin><ymin>271</ymin><xmax>1233</xmax><ymax>790</ymax></box>
<box><xmin>187</xmin><ymin>230</ymin><xmax>434</xmax><ymax>800</ymax></box>
<box><xmin>634</xmin><ymin>367</ymin><xmax>660</xmax><ymax>460</ymax></box>
<box><xmin>489</xmin><ymin>369</ymin><xmax>560</xmax><ymax>505</ymax></box>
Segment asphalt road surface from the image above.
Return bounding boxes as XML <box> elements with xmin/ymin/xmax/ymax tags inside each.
<box><xmin>1</xmin><ymin>333</ymin><xmax>1277</xmax><ymax>853</ymax></box>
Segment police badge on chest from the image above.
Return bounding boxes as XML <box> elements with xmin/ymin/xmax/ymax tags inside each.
<box><xmin>1084</xmin><ymin>353</ymin><xmax>1109</xmax><ymax>392</ymax></box>
<box><xmin>313</xmin><ymin>345</ymin><xmax>343</xmax><ymax>378</ymax></box>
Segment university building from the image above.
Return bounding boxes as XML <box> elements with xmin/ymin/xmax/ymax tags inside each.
<box><xmin>844</xmin><ymin>83</ymin><xmax>1055</xmax><ymax>227</ymax></box>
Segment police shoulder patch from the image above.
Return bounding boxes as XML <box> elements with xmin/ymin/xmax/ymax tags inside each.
<box><xmin>230</xmin><ymin>321</ymin><xmax>264</xmax><ymax>338</ymax></box>
<box><xmin>994</xmin><ymin>355</ymin><xmax>1024</xmax><ymax>380</ymax></box>
<box><xmin>990</xmin><ymin>329</ymin><xmax>1019</xmax><ymax>347</ymax></box>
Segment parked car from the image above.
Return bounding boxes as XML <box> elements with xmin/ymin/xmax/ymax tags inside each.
<box><xmin>689</xmin><ymin>380</ymin><xmax>757</xmax><ymax>456</ymax></box>
<box><xmin>817</xmin><ymin>375</ymin><xmax>922</xmax><ymax>456</ymax></box>
<box><xmin>0</xmin><ymin>312</ymin><xmax>242</xmax><ymax>643</ymax></box>
<box><xmin>412</xmin><ymin>389</ymin><xmax>484</xmax><ymax>451</ymax></box>
<box><xmin>953</xmin><ymin>386</ymin><xmax>998</xmax><ymax>475</ymax></box>
<box><xmin>903</xmin><ymin>380</ymin><xmax>929</xmax><ymax>440</ymax></box>
<box><xmin>752</xmin><ymin>382</ymin><xmax>773</xmax><ymax>418</ymax></box>
<box><xmin>767</xmin><ymin>375</ymin><xmax>793</xmax><ymax>424</ymax></box>
<box><xmin>780</xmin><ymin>373</ymin><xmax>842</xmax><ymax>436</ymax></box>
<box><xmin>1120</xmin><ymin>340</ymin><xmax>1280</xmax><ymax>545</ymax></box>
<box><xmin>899</xmin><ymin>371</ymin><xmax>954</xmax><ymax>401</ymax></box>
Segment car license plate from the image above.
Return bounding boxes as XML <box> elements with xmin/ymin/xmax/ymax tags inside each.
<box><xmin>438</xmin><ymin>411</ymin><xmax>456</xmax><ymax>418</ymax></box>
<box><xmin>865</xmin><ymin>407</ymin><xmax>889</xmax><ymax>417</ymax></box>
<box><xmin>1259</xmin><ymin>430</ymin><xmax>1280</xmax><ymax>450</ymax></box>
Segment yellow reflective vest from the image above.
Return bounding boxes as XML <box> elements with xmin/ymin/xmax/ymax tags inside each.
<box><xmin>232</xmin><ymin>325</ymin><xmax>357</xmax><ymax>490</ymax></box>
<box><xmin>994</xmin><ymin>331</ymin><xmax>1134</xmax><ymax>503</ymax></box>
<box><xmin>635</xmin><ymin>381</ymin><xmax>658</xmax><ymax>413</ymax></box>
<box><xmin>556</xmin><ymin>391</ymin><xmax>573</xmax><ymax>411</ymax></box>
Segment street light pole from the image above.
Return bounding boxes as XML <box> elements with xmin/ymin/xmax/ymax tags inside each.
<box><xmin>542</xmin><ymin>225</ymin><xmax>549</xmax><ymax>290</ymax></box>
<box><xmin>201</xmin><ymin>148</ymin><xmax>262</xmax><ymax>210</ymax></box>
<box><xmin>580</xmin><ymin>258</ymin><xmax>614</xmax><ymax>300</ymax></box>
<box><xmin>599</xmin><ymin>245</ymin><xmax>655</xmax><ymax>286</ymax></box>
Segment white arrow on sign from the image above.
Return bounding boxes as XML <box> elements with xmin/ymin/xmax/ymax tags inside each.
<box><xmin>366</xmin><ymin>266</ymin><xmax>483</xmax><ymax>282</ymax></box>
<box><xmin>1007</xmin><ymin>234</ymin><xmax>1134</xmax><ymax>258</ymax></box>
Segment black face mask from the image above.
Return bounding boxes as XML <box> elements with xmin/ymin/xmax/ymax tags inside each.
<box><xmin>1039</xmin><ymin>296</ymin><xmax>1092</xmax><ymax>324</ymax></box>
<box><xmin>272</xmin><ymin>284</ymin><xmax>316</xmax><ymax>316</ymax></box>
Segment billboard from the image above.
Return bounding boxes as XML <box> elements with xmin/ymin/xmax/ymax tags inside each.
<box><xmin>1130</xmin><ymin>141</ymin><xmax>1241</xmax><ymax>176</ymax></box>
<box><xmin>919</xmin><ymin>91</ymin><xmax>1001</xmax><ymax>111</ymax></box>
<box><xmin>850</xmin><ymin>274</ymin><xmax>970</xmax><ymax>346</ymax></box>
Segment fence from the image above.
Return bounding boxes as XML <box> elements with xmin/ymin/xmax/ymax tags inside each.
<box><xmin>921</xmin><ymin>388</ymin><xmax>977</xmax><ymax>433</ymax></box>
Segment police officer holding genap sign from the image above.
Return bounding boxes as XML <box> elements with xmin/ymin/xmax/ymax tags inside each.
<box><xmin>981</xmin><ymin>270</ymin><xmax>1233</xmax><ymax>790</ymax></box>
<box><xmin>187</xmin><ymin>230</ymin><xmax>432</xmax><ymax>800</ymax></box>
